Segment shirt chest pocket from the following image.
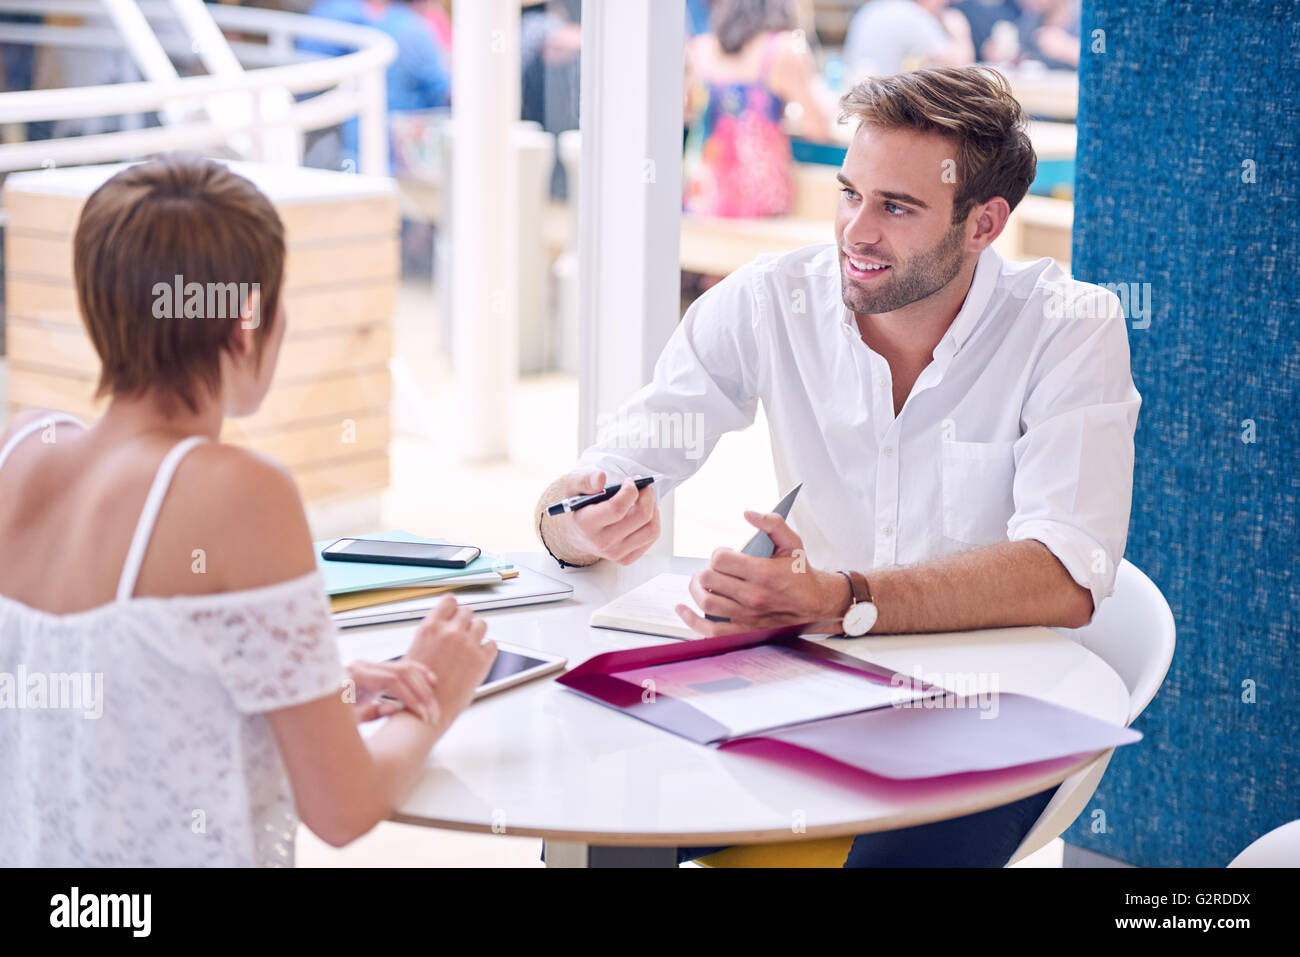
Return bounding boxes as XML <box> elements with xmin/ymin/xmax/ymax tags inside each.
<box><xmin>940</xmin><ymin>439</ymin><xmax>1017</xmax><ymax>545</ymax></box>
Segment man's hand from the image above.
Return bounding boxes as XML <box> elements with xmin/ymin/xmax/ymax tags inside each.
<box><xmin>540</xmin><ymin>469</ymin><xmax>661</xmax><ymax>566</ymax></box>
<box><xmin>674</xmin><ymin>509</ymin><xmax>850</xmax><ymax>636</ymax></box>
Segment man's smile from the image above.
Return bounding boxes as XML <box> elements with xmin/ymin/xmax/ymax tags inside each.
<box><xmin>843</xmin><ymin>251</ymin><xmax>892</xmax><ymax>281</ymax></box>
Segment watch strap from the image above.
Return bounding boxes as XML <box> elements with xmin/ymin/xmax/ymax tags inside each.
<box><xmin>845</xmin><ymin>570</ymin><xmax>872</xmax><ymax>605</ymax></box>
<box><xmin>837</xmin><ymin>570</ymin><xmax>855</xmax><ymax>614</ymax></box>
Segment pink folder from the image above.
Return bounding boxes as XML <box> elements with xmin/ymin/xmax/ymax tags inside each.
<box><xmin>557</xmin><ymin>625</ymin><xmax>1141</xmax><ymax>780</ymax></box>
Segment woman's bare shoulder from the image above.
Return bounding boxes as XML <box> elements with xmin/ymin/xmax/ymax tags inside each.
<box><xmin>163</xmin><ymin>442</ymin><xmax>317</xmax><ymax>592</ymax></box>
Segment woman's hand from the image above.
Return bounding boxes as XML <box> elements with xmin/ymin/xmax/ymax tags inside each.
<box><xmin>406</xmin><ymin>595</ymin><xmax>498</xmax><ymax>727</ymax></box>
<box><xmin>346</xmin><ymin>658</ymin><xmax>440</xmax><ymax>724</ymax></box>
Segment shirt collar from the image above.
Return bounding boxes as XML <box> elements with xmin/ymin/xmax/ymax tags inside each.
<box><xmin>933</xmin><ymin>244</ymin><xmax>1003</xmax><ymax>361</ymax></box>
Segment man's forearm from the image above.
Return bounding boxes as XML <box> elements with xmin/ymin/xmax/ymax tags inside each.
<box><xmin>859</xmin><ymin>539</ymin><xmax>1095</xmax><ymax>633</ymax></box>
<box><xmin>534</xmin><ymin>476</ymin><xmax>601</xmax><ymax>566</ymax></box>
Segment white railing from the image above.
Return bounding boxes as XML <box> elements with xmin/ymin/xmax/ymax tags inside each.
<box><xmin>0</xmin><ymin>0</ymin><xmax>397</xmax><ymax>174</ymax></box>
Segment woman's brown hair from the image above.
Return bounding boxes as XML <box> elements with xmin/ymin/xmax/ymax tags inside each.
<box><xmin>712</xmin><ymin>0</ymin><xmax>799</xmax><ymax>55</ymax></box>
<box><xmin>839</xmin><ymin>66</ymin><xmax>1037</xmax><ymax>225</ymax></box>
<box><xmin>73</xmin><ymin>154</ymin><xmax>286</xmax><ymax>414</ymax></box>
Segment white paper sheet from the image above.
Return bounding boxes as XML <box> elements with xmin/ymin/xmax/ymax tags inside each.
<box><xmin>613</xmin><ymin>644</ymin><xmax>929</xmax><ymax>737</ymax></box>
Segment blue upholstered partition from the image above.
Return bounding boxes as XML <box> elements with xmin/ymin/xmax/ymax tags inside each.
<box><xmin>1065</xmin><ymin>1</ymin><xmax>1299</xmax><ymax>865</ymax></box>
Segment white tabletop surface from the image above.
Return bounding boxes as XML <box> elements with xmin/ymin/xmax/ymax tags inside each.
<box><xmin>336</xmin><ymin>552</ymin><xmax>1131</xmax><ymax>846</ymax></box>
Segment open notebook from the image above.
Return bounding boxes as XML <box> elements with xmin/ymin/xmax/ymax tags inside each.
<box><xmin>589</xmin><ymin>573</ymin><xmax>703</xmax><ymax>640</ymax></box>
<box><xmin>590</xmin><ymin>486</ymin><xmax>806</xmax><ymax>640</ymax></box>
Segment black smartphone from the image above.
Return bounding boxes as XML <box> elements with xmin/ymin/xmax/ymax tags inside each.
<box><xmin>321</xmin><ymin>539</ymin><xmax>481</xmax><ymax>568</ymax></box>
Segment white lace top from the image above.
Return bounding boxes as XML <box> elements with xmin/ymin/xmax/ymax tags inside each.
<box><xmin>0</xmin><ymin>415</ymin><xmax>347</xmax><ymax>866</ymax></box>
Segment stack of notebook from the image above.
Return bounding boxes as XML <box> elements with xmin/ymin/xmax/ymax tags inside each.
<box><xmin>316</xmin><ymin>530</ymin><xmax>513</xmax><ymax>608</ymax></box>
<box><xmin>315</xmin><ymin>531</ymin><xmax>574</xmax><ymax>628</ymax></box>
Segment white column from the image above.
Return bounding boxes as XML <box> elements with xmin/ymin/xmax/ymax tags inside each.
<box><xmin>516</xmin><ymin>122</ymin><xmax>558</xmax><ymax>373</ymax></box>
<box><xmin>577</xmin><ymin>0</ymin><xmax>685</xmax><ymax>552</ymax></box>
<box><xmin>451</xmin><ymin>0</ymin><xmax>520</xmax><ymax>460</ymax></box>
<box><xmin>356</xmin><ymin>67</ymin><xmax>388</xmax><ymax>177</ymax></box>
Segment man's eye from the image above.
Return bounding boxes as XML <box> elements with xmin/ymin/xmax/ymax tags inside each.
<box><xmin>884</xmin><ymin>202</ymin><xmax>908</xmax><ymax>216</ymax></box>
<box><xmin>840</xmin><ymin>186</ymin><xmax>859</xmax><ymax>201</ymax></box>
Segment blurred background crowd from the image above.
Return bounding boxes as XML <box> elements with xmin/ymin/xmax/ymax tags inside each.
<box><xmin>1</xmin><ymin>0</ymin><xmax>1080</xmax><ymax>198</ymax></box>
<box><xmin>0</xmin><ymin>0</ymin><xmax>1081</xmax><ymax>557</ymax></box>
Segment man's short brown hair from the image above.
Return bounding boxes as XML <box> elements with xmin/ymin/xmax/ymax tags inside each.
<box><xmin>839</xmin><ymin>66</ymin><xmax>1037</xmax><ymax>225</ymax></box>
<box><xmin>73</xmin><ymin>155</ymin><xmax>286</xmax><ymax>414</ymax></box>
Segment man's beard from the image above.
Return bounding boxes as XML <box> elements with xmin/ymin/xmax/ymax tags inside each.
<box><xmin>840</xmin><ymin>221</ymin><xmax>966</xmax><ymax>315</ymax></box>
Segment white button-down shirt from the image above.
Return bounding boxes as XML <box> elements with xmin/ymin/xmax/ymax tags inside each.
<box><xmin>576</xmin><ymin>243</ymin><xmax>1141</xmax><ymax>611</ymax></box>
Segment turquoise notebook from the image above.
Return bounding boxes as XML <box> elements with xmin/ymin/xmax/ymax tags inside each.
<box><xmin>315</xmin><ymin>530</ymin><xmax>513</xmax><ymax>596</ymax></box>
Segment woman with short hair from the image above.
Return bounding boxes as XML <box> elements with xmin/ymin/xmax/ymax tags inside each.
<box><xmin>0</xmin><ymin>155</ymin><xmax>497</xmax><ymax>866</ymax></box>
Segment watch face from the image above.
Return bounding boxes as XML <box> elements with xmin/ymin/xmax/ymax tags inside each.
<box><xmin>844</xmin><ymin>602</ymin><xmax>878</xmax><ymax>636</ymax></box>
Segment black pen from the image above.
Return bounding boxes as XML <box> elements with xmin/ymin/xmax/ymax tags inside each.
<box><xmin>546</xmin><ymin>476</ymin><xmax>656</xmax><ymax>516</ymax></box>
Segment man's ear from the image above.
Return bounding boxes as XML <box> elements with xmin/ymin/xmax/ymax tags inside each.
<box><xmin>970</xmin><ymin>196</ymin><xmax>1011</xmax><ymax>250</ymax></box>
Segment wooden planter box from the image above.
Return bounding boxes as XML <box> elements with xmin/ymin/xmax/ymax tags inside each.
<box><xmin>3</xmin><ymin>159</ymin><xmax>397</xmax><ymax>507</ymax></box>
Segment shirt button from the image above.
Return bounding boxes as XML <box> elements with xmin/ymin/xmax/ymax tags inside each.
<box><xmin>875</xmin><ymin>377</ymin><xmax>888</xmax><ymax>389</ymax></box>
<box><xmin>881</xmin><ymin>525</ymin><xmax>894</xmax><ymax>537</ymax></box>
<box><xmin>882</xmin><ymin>446</ymin><xmax>894</xmax><ymax>457</ymax></box>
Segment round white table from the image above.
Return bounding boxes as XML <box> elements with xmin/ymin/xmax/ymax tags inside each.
<box><xmin>335</xmin><ymin>552</ymin><xmax>1131</xmax><ymax>867</ymax></box>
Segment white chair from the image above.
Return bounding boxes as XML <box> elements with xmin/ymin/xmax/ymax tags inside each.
<box><xmin>1006</xmin><ymin>558</ymin><xmax>1177</xmax><ymax>866</ymax></box>
<box><xmin>1228</xmin><ymin>820</ymin><xmax>1300</xmax><ymax>867</ymax></box>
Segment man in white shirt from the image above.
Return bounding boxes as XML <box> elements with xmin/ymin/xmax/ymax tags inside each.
<box><xmin>537</xmin><ymin>65</ymin><xmax>1139</xmax><ymax>644</ymax></box>
<box><xmin>534</xmin><ymin>64</ymin><xmax>1139</xmax><ymax>868</ymax></box>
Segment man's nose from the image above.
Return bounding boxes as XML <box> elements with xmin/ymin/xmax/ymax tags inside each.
<box><xmin>841</xmin><ymin>205</ymin><xmax>883</xmax><ymax>250</ymax></box>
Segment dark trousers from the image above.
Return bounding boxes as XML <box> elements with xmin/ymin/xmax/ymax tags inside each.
<box><xmin>677</xmin><ymin>784</ymin><xmax>1061</xmax><ymax>867</ymax></box>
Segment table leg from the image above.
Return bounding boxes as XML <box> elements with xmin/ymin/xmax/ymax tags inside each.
<box><xmin>543</xmin><ymin>841</ymin><xmax>679</xmax><ymax>867</ymax></box>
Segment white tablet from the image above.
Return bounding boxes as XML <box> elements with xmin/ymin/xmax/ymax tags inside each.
<box><xmin>383</xmin><ymin>641</ymin><xmax>565</xmax><ymax>702</ymax></box>
<box><xmin>473</xmin><ymin>641</ymin><xmax>567</xmax><ymax>700</ymax></box>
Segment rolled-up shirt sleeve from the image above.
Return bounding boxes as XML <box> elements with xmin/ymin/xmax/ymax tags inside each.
<box><xmin>575</xmin><ymin>264</ymin><xmax>764</xmax><ymax>499</ymax></box>
<box><xmin>1008</xmin><ymin>287</ymin><xmax>1141</xmax><ymax>612</ymax></box>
